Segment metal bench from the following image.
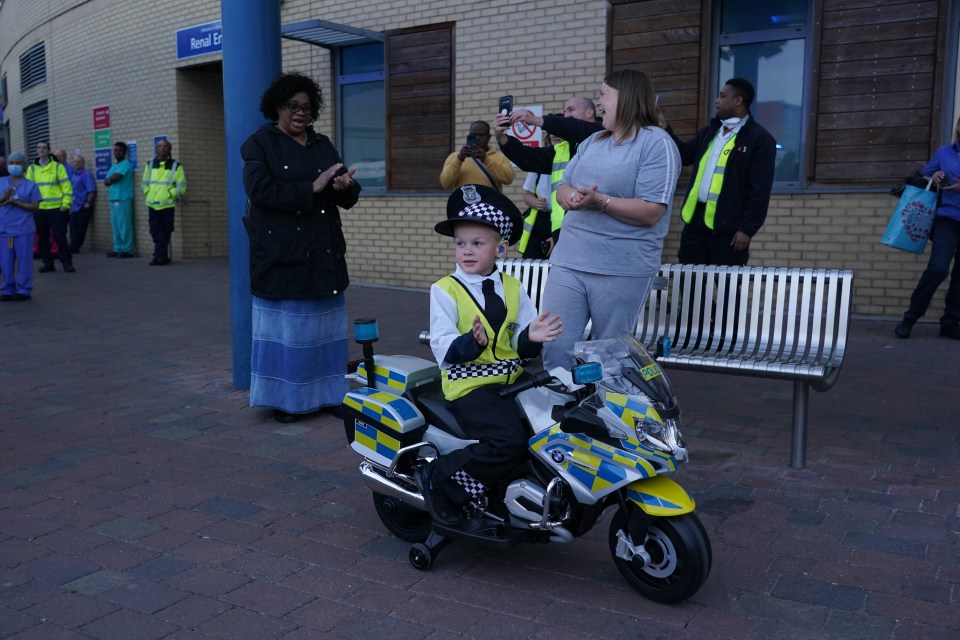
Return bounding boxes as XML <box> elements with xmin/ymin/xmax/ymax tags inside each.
<box><xmin>494</xmin><ymin>259</ymin><xmax>855</xmax><ymax>468</ymax></box>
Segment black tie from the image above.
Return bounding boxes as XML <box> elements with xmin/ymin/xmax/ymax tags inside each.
<box><xmin>481</xmin><ymin>278</ymin><xmax>506</xmax><ymax>334</ymax></box>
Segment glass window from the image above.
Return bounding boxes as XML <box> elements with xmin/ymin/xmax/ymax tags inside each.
<box><xmin>718</xmin><ymin>0</ymin><xmax>809</xmax><ymax>187</ymax></box>
<box><xmin>721</xmin><ymin>0</ymin><xmax>806</xmax><ymax>33</ymax></box>
<box><xmin>338</xmin><ymin>43</ymin><xmax>385</xmax><ymax>190</ymax></box>
<box><xmin>719</xmin><ymin>40</ymin><xmax>804</xmax><ymax>183</ymax></box>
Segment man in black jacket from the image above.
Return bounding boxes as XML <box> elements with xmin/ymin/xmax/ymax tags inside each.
<box><xmin>494</xmin><ymin>97</ymin><xmax>603</xmax><ymax>253</ymax></box>
<box><xmin>666</xmin><ymin>78</ymin><xmax>776</xmax><ymax>266</ymax></box>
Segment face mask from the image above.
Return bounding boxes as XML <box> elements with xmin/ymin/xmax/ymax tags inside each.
<box><xmin>8</xmin><ymin>165</ymin><xmax>23</xmax><ymax>177</ymax></box>
<box><xmin>721</xmin><ymin>117</ymin><xmax>742</xmax><ymax>129</ymax></box>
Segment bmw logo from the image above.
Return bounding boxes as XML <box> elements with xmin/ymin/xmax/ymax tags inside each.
<box><xmin>551</xmin><ymin>449</ymin><xmax>565</xmax><ymax>464</ymax></box>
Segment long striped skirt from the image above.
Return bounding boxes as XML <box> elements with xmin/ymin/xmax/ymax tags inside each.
<box><xmin>250</xmin><ymin>293</ymin><xmax>348</xmax><ymax>414</ymax></box>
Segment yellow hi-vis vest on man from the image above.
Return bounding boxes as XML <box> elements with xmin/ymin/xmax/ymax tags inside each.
<box><xmin>142</xmin><ymin>159</ymin><xmax>186</xmax><ymax>209</ymax></box>
<box><xmin>26</xmin><ymin>160</ymin><xmax>73</xmax><ymax>211</ymax></box>
<box><xmin>680</xmin><ymin>135</ymin><xmax>738</xmax><ymax>229</ymax></box>
<box><xmin>518</xmin><ymin>140</ymin><xmax>571</xmax><ymax>253</ymax></box>
<box><xmin>436</xmin><ymin>274</ymin><xmax>523</xmax><ymax>401</ymax></box>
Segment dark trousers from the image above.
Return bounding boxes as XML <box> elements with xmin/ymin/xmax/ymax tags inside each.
<box><xmin>148</xmin><ymin>207</ymin><xmax>175</xmax><ymax>260</ymax></box>
<box><xmin>36</xmin><ymin>210</ymin><xmax>72</xmax><ymax>268</ymax></box>
<box><xmin>69</xmin><ymin>201</ymin><xmax>95</xmax><ymax>252</ymax></box>
<box><xmin>434</xmin><ymin>383</ymin><xmax>530</xmax><ymax>505</ymax></box>
<box><xmin>904</xmin><ymin>216</ymin><xmax>960</xmax><ymax>326</ymax></box>
<box><xmin>678</xmin><ymin>202</ymin><xmax>749</xmax><ymax>266</ymax></box>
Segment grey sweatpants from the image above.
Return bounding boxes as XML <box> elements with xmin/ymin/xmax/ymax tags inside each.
<box><xmin>540</xmin><ymin>265</ymin><xmax>654</xmax><ymax>371</ymax></box>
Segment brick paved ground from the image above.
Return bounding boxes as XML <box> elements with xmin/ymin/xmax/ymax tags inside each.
<box><xmin>1</xmin><ymin>256</ymin><xmax>958</xmax><ymax>639</ymax></box>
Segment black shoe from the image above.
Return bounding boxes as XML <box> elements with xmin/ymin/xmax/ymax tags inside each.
<box><xmin>414</xmin><ymin>463</ymin><xmax>462</xmax><ymax>526</ymax></box>
<box><xmin>939</xmin><ymin>324</ymin><xmax>960</xmax><ymax>340</ymax></box>
<box><xmin>894</xmin><ymin>320</ymin><xmax>914</xmax><ymax>339</ymax></box>
<box><xmin>149</xmin><ymin>258</ymin><xmax>160</xmax><ymax>266</ymax></box>
<box><xmin>0</xmin><ymin>295</ymin><xmax>12</xmax><ymax>302</ymax></box>
<box><xmin>273</xmin><ymin>409</ymin><xmax>300</xmax><ymax>424</ymax></box>
<box><xmin>38</xmin><ymin>265</ymin><xmax>55</xmax><ymax>273</ymax></box>
<box><xmin>64</xmin><ymin>266</ymin><xmax>76</xmax><ymax>273</ymax></box>
<box><xmin>158</xmin><ymin>257</ymin><xmax>171</xmax><ymax>266</ymax></box>
<box><xmin>13</xmin><ymin>294</ymin><xmax>31</xmax><ymax>301</ymax></box>
<box><xmin>118</xmin><ymin>252</ymin><xmax>134</xmax><ymax>259</ymax></box>
<box><xmin>106</xmin><ymin>252</ymin><xmax>118</xmax><ymax>257</ymax></box>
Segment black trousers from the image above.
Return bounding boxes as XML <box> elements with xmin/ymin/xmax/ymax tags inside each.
<box><xmin>434</xmin><ymin>382</ymin><xmax>530</xmax><ymax>505</ymax></box>
<box><xmin>36</xmin><ymin>210</ymin><xmax>72</xmax><ymax>268</ymax></box>
<box><xmin>148</xmin><ymin>207</ymin><xmax>176</xmax><ymax>259</ymax></box>
<box><xmin>678</xmin><ymin>202</ymin><xmax>749</xmax><ymax>266</ymax></box>
<box><xmin>69</xmin><ymin>201</ymin><xmax>95</xmax><ymax>252</ymax></box>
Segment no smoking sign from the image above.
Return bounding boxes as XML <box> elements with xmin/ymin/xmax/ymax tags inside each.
<box><xmin>507</xmin><ymin>105</ymin><xmax>543</xmax><ymax>148</ymax></box>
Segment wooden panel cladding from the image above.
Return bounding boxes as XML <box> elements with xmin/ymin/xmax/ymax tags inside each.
<box><xmin>609</xmin><ymin>0</ymin><xmax>703</xmax><ymax>141</ymax></box>
<box><xmin>385</xmin><ymin>23</ymin><xmax>453</xmax><ymax>191</ymax></box>
<box><xmin>813</xmin><ymin>0</ymin><xmax>948</xmax><ymax>185</ymax></box>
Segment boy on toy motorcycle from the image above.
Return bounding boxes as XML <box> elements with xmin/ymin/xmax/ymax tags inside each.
<box><xmin>419</xmin><ymin>184</ymin><xmax>563</xmax><ymax>524</ymax></box>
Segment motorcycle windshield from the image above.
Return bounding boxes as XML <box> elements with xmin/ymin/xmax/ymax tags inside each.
<box><xmin>573</xmin><ymin>335</ymin><xmax>679</xmax><ymax>416</ymax></box>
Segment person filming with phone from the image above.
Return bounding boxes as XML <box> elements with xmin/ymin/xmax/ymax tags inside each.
<box><xmin>440</xmin><ymin>121</ymin><xmax>514</xmax><ymax>191</ymax></box>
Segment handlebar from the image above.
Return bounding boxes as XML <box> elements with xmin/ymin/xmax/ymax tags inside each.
<box><xmin>497</xmin><ymin>370</ymin><xmax>554</xmax><ymax>400</ymax></box>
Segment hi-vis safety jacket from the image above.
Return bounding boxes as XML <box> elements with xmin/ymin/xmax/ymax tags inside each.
<box><xmin>680</xmin><ymin>135</ymin><xmax>738</xmax><ymax>229</ymax></box>
<box><xmin>26</xmin><ymin>160</ymin><xmax>73</xmax><ymax>211</ymax></box>
<box><xmin>142</xmin><ymin>159</ymin><xmax>186</xmax><ymax>209</ymax></box>
<box><xmin>436</xmin><ymin>274</ymin><xmax>524</xmax><ymax>401</ymax></box>
<box><xmin>518</xmin><ymin>141</ymin><xmax>571</xmax><ymax>253</ymax></box>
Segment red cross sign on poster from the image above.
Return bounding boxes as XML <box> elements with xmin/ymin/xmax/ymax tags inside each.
<box><xmin>507</xmin><ymin>105</ymin><xmax>543</xmax><ymax>148</ymax></box>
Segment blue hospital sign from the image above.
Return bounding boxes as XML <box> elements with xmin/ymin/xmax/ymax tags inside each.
<box><xmin>176</xmin><ymin>21</ymin><xmax>223</xmax><ymax>60</ymax></box>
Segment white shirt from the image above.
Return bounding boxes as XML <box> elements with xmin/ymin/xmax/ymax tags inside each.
<box><xmin>429</xmin><ymin>265</ymin><xmax>539</xmax><ymax>368</ymax></box>
<box><xmin>522</xmin><ymin>172</ymin><xmax>552</xmax><ymax>203</ymax></box>
<box><xmin>698</xmin><ymin>115</ymin><xmax>749</xmax><ymax>203</ymax></box>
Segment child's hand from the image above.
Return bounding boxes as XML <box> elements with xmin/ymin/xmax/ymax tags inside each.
<box><xmin>528</xmin><ymin>312</ymin><xmax>563</xmax><ymax>343</ymax></box>
<box><xmin>472</xmin><ymin>315</ymin><xmax>488</xmax><ymax>347</ymax></box>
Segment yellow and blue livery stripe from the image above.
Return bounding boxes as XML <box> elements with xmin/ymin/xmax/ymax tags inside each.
<box><xmin>530</xmin><ymin>426</ymin><xmax>656</xmax><ymax>495</ymax></box>
<box><xmin>625</xmin><ymin>476</ymin><xmax>695</xmax><ymax>516</ymax></box>
<box><xmin>357</xmin><ymin>362</ymin><xmax>407</xmax><ymax>392</ymax></box>
<box><xmin>354</xmin><ymin>419</ymin><xmax>400</xmax><ymax>460</ymax></box>
<box><xmin>343</xmin><ymin>387</ymin><xmax>421</xmax><ymax>433</ymax></box>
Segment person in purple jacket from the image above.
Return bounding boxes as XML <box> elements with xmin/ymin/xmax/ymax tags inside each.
<box><xmin>895</xmin><ymin>116</ymin><xmax>960</xmax><ymax>340</ymax></box>
<box><xmin>68</xmin><ymin>155</ymin><xmax>97</xmax><ymax>253</ymax></box>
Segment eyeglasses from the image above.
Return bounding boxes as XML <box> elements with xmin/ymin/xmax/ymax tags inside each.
<box><xmin>285</xmin><ymin>100</ymin><xmax>314</xmax><ymax>115</ymax></box>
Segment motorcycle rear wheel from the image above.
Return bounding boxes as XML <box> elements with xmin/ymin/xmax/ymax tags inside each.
<box><xmin>608</xmin><ymin>508</ymin><xmax>711</xmax><ymax>603</ymax></box>
<box><xmin>372</xmin><ymin>492</ymin><xmax>431</xmax><ymax>543</ymax></box>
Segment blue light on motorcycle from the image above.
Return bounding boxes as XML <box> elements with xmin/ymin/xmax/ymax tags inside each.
<box><xmin>354</xmin><ymin>318</ymin><xmax>379</xmax><ymax>344</ymax></box>
<box><xmin>572</xmin><ymin>362</ymin><xmax>603</xmax><ymax>385</ymax></box>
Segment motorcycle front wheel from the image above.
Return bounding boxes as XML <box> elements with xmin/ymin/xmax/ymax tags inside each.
<box><xmin>608</xmin><ymin>508</ymin><xmax>711</xmax><ymax>603</ymax></box>
<box><xmin>372</xmin><ymin>492</ymin><xmax>431</xmax><ymax>543</ymax></box>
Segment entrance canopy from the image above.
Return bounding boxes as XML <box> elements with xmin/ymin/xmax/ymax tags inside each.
<box><xmin>281</xmin><ymin>19</ymin><xmax>383</xmax><ymax>48</ymax></box>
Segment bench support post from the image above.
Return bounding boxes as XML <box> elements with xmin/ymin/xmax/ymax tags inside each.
<box><xmin>791</xmin><ymin>381</ymin><xmax>810</xmax><ymax>468</ymax></box>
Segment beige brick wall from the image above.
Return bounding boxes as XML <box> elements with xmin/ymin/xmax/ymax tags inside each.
<box><xmin>0</xmin><ymin>0</ymin><xmax>944</xmax><ymax>318</ymax></box>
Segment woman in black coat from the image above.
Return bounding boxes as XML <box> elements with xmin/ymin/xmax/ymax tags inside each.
<box><xmin>242</xmin><ymin>72</ymin><xmax>361</xmax><ymax>423</ymax></box>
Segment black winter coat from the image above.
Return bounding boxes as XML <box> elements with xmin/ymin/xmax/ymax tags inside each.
<box><xmin>242</xmin><ymin>123</ymin><xmax>361</xmax><ymax>299</ymax></box>
<box><xmin>668</xmin><ymin>116</ymin><xmax>776</xmax><ymax>236</ymax></box>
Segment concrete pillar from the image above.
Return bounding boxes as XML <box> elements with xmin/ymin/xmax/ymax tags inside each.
<box><xmin>221</xmin><ymin>1</ymin><xmax>282</xmax><ymax>388</ymax></box>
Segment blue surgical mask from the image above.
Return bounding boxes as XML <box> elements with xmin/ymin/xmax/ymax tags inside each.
<box><xmin>8</xmin><ymin>165</ymin><xmax>23</xmax><ymax>177</ymax></box>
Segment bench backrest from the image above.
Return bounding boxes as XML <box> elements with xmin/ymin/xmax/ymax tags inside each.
<box><xmin>497</xmin><ymin>259</ymin><xmax>854</xmax><ymax>380</ymax></box>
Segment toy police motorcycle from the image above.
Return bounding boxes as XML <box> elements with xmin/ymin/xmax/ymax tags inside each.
<box><xmin>342</xmin><ymin>319</ymin><xmax>711</xmax><ymax>603</ymax></box>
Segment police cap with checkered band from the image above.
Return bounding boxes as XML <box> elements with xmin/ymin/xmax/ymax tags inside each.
<box><xmin>435</xmin><ymin>184</ymin><xmax>522</xmax><ymax>246</ymax></box>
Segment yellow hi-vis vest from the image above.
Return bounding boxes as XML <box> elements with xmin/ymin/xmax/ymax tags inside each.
<box><xmin>142</xmin><ymin>159</ymin><xmax>186</xmax><ymax>209</ymax></box>
<box><xmin>437</xmin><ymin>273</ymin><xmax>523</xmax><ymax>401</ymax></box>
<box><xmin>681</xmin><ymin>134</ymin><xmax>738</xmax><ymax>229</ymax></box>
<box><xmin>26</xmin><ymin>160</ymin><xmax>73</xmax><ymax>211</ymax></box>
<box><xmin>518</xmin><ymin>140</ymin><xmax>571</xmax><ymax>253</ymax></box>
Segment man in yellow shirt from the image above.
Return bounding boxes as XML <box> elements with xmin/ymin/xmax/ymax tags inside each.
<box><xmin>439</xmin><ymin>121</ymin><xmax>514</xmax><ymax>191</ymax></box>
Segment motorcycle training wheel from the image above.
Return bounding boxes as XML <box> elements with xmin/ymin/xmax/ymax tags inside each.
<box><xmin>608</xmin><ymin>508</ymin><xmax>712</xmax><ymax>603</ymax></box>
<box><xmin>409</xmin><ymin>543</ymin><xmax>433</xmax><ymax>570</ymax></box>
<box><xmin>372</xmin><ymin>492</ymin><xmax>432</xmax><ymax>543</ymax></box>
